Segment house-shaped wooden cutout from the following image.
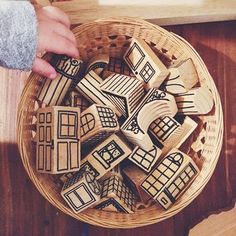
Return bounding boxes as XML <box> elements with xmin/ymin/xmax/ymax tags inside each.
<box><xmin>124</xmin><ymin>38</ymin><xmax>170</xmax><ymax>90</ymax></box>
<box><xmin>128</xmin><ymin>145</ymin><xmax>162</xmax><ymax>173</ymax></box>
<box><xmin>162</xmin><ymin>58</ymin><xmax>199</xmax><ymax>95</ymax></box>
<box><xmin>80</xmin><ymin>134</ymin><xmax>132</xmax><ymax>179</ymax></box>
<box><xmin>37</xmin><ymin>55</ymin><xmax>83</xmax><ymax>106</ymax></box>
<box><xmin>141</xmin><ymin>148</ymin><xmax>199</xmax><ymax>209</ymax></box>
<box><xmin>121</xmin><ymin>88</ymin><xmax>177</xmax><ymax>150</ymax></box>
<box><xmin>80</xmin><ymin>104</ymin><xmax>119</xmax><ymax>146</ymax></box>
<box><xmin>94</xmin><ymin>175</ymin><xmax>136</xmax><ymax>213</ymax></box>
<box><xmin>61</xmin><ymin>170</ymin><xmax>101</xmax><ymax>213</ymax></box>
<box><xmin>100</xmin><ymin>73</ymin><xmax>145</xmax><ymax>117</ymax></box>
<box><xmin>36</xmin><ymin>106</ymin><xmax>80</xmax><ymax>174</ymax></box>
<box><xmin>174</xmin><ymin>87</ymin><xmax>214</xmax><ymax>115</ymax></box>
<box><xmin>76</xmin><ymin>71</ymin><xmax>122</xmax><ymax>117</ymax></box>
<box><xmin>150</xmin><ymin>116</ymin><xmax>197</xmax><ymax>156</ymax></box>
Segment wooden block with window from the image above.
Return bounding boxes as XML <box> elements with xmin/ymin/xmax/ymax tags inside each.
<box><xmin>94</xmin><ymin>175</ymin><xmax>136</xmax><ymax>213</ymax></box>
<box><xmin>123</xmin><ymin>38</ymin><xmax>170</xmax><ymax>90</ymax></box>
<box><xmin>141</xmin><ymin>148</ymin><xmax>199</xmax><ymax>209</ymax></box>
<box><xmin>80</xmin><ymin>134</ymin><xmax>132</xmax><ymax>179</ymax></box>
<box><xmin>80</xmin><ymin>104</ymin><xmax>119</xmax><ymax>146</ymax></box>
<box><xmin>36</xmin><ymin>106</ymin><xmax>80</xmax><ymax>174</ymax></box>
<box><xmin>61</xmin><ymin>170</ymin><xmax>101</xmax><ymax>213</ymax></box>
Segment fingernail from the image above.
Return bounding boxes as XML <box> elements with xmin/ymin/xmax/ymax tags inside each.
<box><xmin>49</xmin><ymin>71</ymin><xmax>57</xmax><ymax>79</ymax></box>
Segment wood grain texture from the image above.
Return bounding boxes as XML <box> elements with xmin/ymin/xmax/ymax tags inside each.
<box><xmin>50</xmin><ymin>0</ymin><xmax>236</xmax><ymax>25</ymax></box>
<box><xmin>0</xmin><ymin>21</ymin><xmax>236</xmax><ymax>236</ymax></box>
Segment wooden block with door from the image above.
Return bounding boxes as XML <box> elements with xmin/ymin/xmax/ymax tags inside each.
<box><xmin>80</xmin><ymin>104</ymin><xmax>119</xmax><ymax>146</ymax></box>
<box><xmin>124</xmin><ymin>38</ymin><xmax>170</xmax><ymax>90</ymax></box>
<box><xmin>141</xmin><ymin>148</ymin><xmax>199</xmax><ymax>209</ymax></box>
<box><xmin>94</xmin><ymin>175</ymin><xmax>136</xmax><ymax>213</ymax></box>
<box><xmin>61</xmin><ymin>170</ymin><xmax>101</xmax><ymax>213</ymax></box>
<box><xmin>37</xmin><ymin>55</ymin><xmax>83</xmax><ymax>106</ymax></box>
<box><xmin>36</xmin><ymin>106</ymin><xmax>80</xmax><ymax>174</ymax></box>
<box><xmin>100</xmin><ymin>73</ymin><xmax>145</xmax><ymax>117</ymax></box>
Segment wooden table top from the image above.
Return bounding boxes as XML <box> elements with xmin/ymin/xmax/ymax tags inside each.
<box><xmin>0</xmin><ymin>20</ymin><xmax>236</xmax><ymax>236</ymax></box>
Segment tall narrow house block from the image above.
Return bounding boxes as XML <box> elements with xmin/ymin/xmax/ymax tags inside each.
<box><xmin>162</xmin><ymin>58</ymin><xmax>199</xmax><ymax>95</ymax></box>
<box><xmin>76</xmin><ymin>71</ymin><xmax>122</xmax><ymax>117</ymax></box>
<box><xmin>100</xmin><ymin>73</ymin><xmax>145</xmax><ymax>117</ymax></box>
<box><xmin>124</xmin><ymin>38</ymin><xmax>170</xmax><ymax>90</ymax></box>
<box><xmin>121</xmin><ymin>88</ymin><xmax>177</xmax><ymax>150</ymax></box>
<box><xmin>80</xmin><ymin>104</ymin><xmax>119</xmax><ymax>146</ymax></box>
<box><xmin>37</xmin><ymin>55</ymin><xmax>83</xmax><ymax>106</ymax></box>
<box><xmin>36</xmin><ymin>106</ymin><xmax>80</xmax><ymax>174</ymax></box>
<box><xmin>81</xmin><ymin>134</ymin><xmax>132</xmax><ymax>179</ymax></box>
<box><xmin>94</xmin><ymin>175</ymin><xmax>136</xmax><ymax>213</ymax></box>
<box><xmin>150</xmin><ymin>116</ymin><xmax>197</xmax><ymax>156</ymax></box>
<box><xmin>141</xmin><ymin>148</ymin><xmax>199</xmax><ymax>209</ymax></box>
<box><xmin>175</xmin><ymin>87</ymin><xmax>214</xmax><ymax>115</ymax></box>
<box><xmin>61</xmin><ymin>170</ymin><xmax>101</xmax><ymax>213</ymax></box>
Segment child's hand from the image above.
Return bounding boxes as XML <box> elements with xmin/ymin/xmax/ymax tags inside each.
<box><xmin>32</xmin><ymin>6</ymin><xmax>79</xmax><ymax>79</ymax></box>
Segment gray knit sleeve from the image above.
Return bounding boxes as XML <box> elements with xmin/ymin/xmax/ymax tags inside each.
<box><xmin>0</xmin><ymin>1</ymin><xmax>37</xmax><ymax>70</ymax></box>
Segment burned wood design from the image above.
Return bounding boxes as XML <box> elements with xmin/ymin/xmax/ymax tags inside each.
<box><xmin>37</xmin><ymin>55</ymin><xmax>83</xmax><ymax>106</ymax></box>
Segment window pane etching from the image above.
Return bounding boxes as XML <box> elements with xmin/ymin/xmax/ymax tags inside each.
<box><xmin>59</xmin><ymin>111</ymin><xmax>78</xmax><ymax>139</ymax></box>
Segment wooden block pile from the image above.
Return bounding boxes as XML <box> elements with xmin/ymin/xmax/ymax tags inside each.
<box><xmin>35</xmin><ymin>38</ymin><xmax>214</xmax><ymax>214</ymax></box>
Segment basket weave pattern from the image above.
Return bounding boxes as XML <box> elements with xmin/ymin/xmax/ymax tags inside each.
<box><xmin>17</xmin><ymin>17</ymin><xmax>223</xmax><ymax>228</ymax></box>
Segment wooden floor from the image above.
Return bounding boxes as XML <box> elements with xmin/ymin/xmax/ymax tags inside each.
<box><xmin>190</xmin><ymin>204</ymin><xmax>236</xmax><ymax>236</ymax></box>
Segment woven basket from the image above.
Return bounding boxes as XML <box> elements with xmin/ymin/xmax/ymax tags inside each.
<box><xmin>17</xmin><ymin>17</ymin><xmax>223</xmax><ymax>228</ymax></box>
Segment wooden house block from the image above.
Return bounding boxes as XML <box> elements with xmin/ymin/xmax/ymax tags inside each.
<box><xmin>86</xmin><ymin>53</ymin><xmax>109</xmax><ymax>75</ymax></box>
<box><xmin>100</xmin><ymin>164</ymin><xmax>123</xmax><ymax>182</ymax></box>
<box><xmin>100</xmin><ymin>73</ymin><xmax>145</xmax><ymax>117</ymax></box>
<box><xmin>122</xmin><ymin>165</ymin><xmax>151</xmax><ymax>204</ymax></box>
<box><xmin>80</xmin><ymin>134</ymin><xmax>132</xmax><ymax>179</ymax></box>
<box><xmin>121</xmin><ymin>88</ymin><xmax>178</xmax><ymax>150</ymax></box>
<box><xmin>123</xmin><ymin>38</ymin><xmax>170</xmax><ymax>90</ymax></box>
<box><xmin>61</xmin><ymin>170</ymin><xmax>101</xmax><ymax>213</ymax></box>
<box><xmin>37</xmin><ymin>55</ymin><xmax>83</xmax><ymax>106</ymax></box>
<box><xmin>128</xmin><ymin>145</ymin><xmax>162</xmax><ymax>173</ymax></box>
<box><xmin>141</xmin><ymin>148</ymin><xmax>199</xmax><ymax>209</ymax></box>
<box><xmin>64</xmin><ymin>90</ymin><xmax>90</xmax><ymax>112</ymax></box>
<box><xmin>150</xmin><ymin>116</ymin><xmax>197</xmax><ymax>156</ymax></box>
<box><xmin>36</xmin><ymin>106</ymin><xmax>80</xmax><ymax>174</ymax></box>
<box><xmin>76</xmin><ymin>71</ymin><xmax>122</xmax><ymax>117</ymax></box>
<box><xmin>80</xmin><ymin>104</ymin><xmax>119</xmax><ymax>146</ymax></box>
<box><xmin>102</xmin><ymin>57</ymin><xmax>134</xmax><ymax>78</ymax></box>
<box><xmin>162</xmin><ymin>58</ymin><xmax>199</xmax><ymax>94</ymax></box>
<box><xmin>175</xmin><ymin>87</ymin><xmax>214</xmax><ymax>115</ymax></box>
<box><xmin>94</xmin><ymin>175</ymin><xmax>136</xmax><ymax>213</ymax></box>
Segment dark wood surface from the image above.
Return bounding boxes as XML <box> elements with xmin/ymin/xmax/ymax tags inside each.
<box><xmin>1</xmin><ymin>21</ymin><xmax>236</xmax><ymax>236</ymax></box>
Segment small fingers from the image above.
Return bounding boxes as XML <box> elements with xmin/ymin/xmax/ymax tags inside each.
<box><xmin>39</xmin><ymin>6</ymin><xmax>71</xmax><ymax>28</ymax></box>
<box><xmin>43</xmin><ymin>33</ymin><xmax>79</xmax><ymax>58</ymax></box>
<box><xmin>32</xmin><ymin>57</ymin><xmax>57</xmax><ymax>79</ymax></box>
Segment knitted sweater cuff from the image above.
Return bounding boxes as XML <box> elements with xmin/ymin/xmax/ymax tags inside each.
<box><xmin>0</xmin><ymin>1</ymin><xmax>37</xmax><ymax>70</ymax></box>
